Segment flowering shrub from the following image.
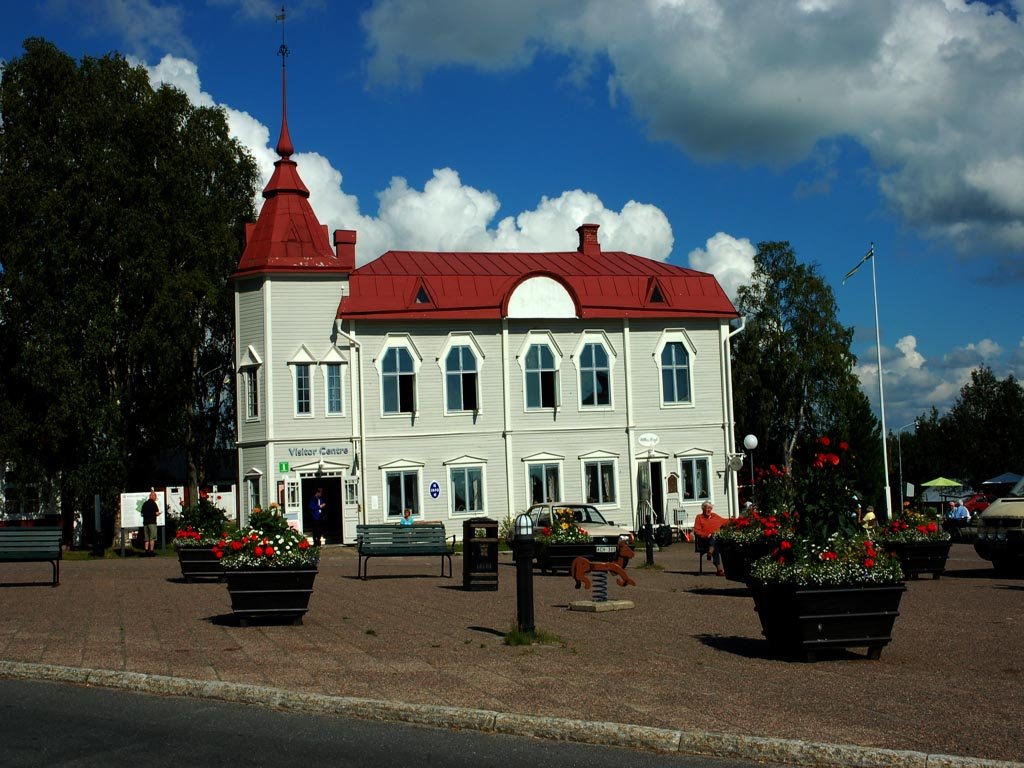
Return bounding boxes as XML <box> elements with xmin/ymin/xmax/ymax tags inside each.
<box><xmin>173</xmin><ymin>497</ymin><xmax>233</xmax><ymax>548</ymax></box>
<box><xmin>536</xmin><ymin>507</ymin><xmax>589</xmax><ymax>544</ymax></box>
<box><xmin>716</xmin><ymin>509</ymin><xmax>796</xmax><ymax>545</ymax></box>
<box><xmin>750</xmin><ymin>533</ymin><xmax>902</xmax><ymax>586</ymax></box>
<box><xmin>213</xmin><ymin>506</ymin><xmax>318</xmax><ymax>569</ymax></box>
<box><xmin>749</xmin><ymin>436</ymin><xmax>903</xmax><ymax>586</ymax></box>
<box><xmin>751</xmin><ymin>463</ymin><xmax>797</xmax><ymax>516</ymax></box>
<box><xmin>874</xmin><ymin>508</ymin><xmax>950</xmax><ymax>544</ymax></box>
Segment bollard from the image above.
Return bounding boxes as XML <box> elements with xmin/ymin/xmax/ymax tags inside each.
<box><xmin>645</xmin><ymin>521</ymin><xmax>654</xmax><ymax>565</ymax></box>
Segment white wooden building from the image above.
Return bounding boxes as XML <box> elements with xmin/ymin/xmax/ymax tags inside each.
<box><xmin>232</xmin><ymin>75</ymin><xmax>742</xmax><ymax>544</ymax></box>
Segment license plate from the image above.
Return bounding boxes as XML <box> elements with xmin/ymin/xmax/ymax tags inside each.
<box><xmin>595</xmin><ymin>545</ymin><xmax>615</xmax><ymax>553</ymax></box>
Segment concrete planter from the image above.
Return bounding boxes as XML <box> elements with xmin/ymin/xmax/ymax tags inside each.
<box><xmin>224</xmin><ymin>567</ymin><xmax>317</xmax><ymax>626</ymax></box>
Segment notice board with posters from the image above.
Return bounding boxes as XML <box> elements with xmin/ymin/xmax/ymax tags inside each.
<box><xmin>119</xmin><ymin>490</ymin><xmax>166</xmax><ymax>529</ymax></box>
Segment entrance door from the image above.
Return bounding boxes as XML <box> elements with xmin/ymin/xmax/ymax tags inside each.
<box><xmin>301</xmin><ymin>476</ymin><xmax>343</xmax><ymax>544</ymax></box>
<box><xmin>635</xmin><ymin>460</ymin><xmax>666</xmax><ymax>529</ymax></box>
<box><xmin>650</xmin><ymin>461</ymin><xmax>665</xmax><ymax>524</ymax></box>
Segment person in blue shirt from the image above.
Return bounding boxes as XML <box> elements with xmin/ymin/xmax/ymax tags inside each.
<box><xmin>399</xmin><ymin>507</ymin><xmax>414</xmax><ymax>526</ymax></box>
<box><xmin>308</xmin><ymin>488</ymin><xmax>325</xmax><ymax>546</ymax></box>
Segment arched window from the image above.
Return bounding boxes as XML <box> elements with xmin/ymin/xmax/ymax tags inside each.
<box><xmin>382</xmin><ymin>347</ymin><xmax>415</xmax><ymax>414</ymax></box>
<box><xmin>661</xmin><ymin>342</ymin><xmax>691</xmax><ymax>404</ymax></box>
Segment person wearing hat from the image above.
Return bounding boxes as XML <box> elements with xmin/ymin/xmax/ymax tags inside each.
<box><xmin>862</xmin><ymin>505</ymin><xmax>877</xmax><ymax>530</ymax></box>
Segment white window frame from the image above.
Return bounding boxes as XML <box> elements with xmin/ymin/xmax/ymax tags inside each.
<box><xmin>289</xmin><ymin>345</ymin><xmax>316</xmax><ymax>418</ymax></box>
<box><xmin>380</xmin><ymin>459</ymin><xmax>424</xmax><ymax>519</ymax></box>
<box><xmin>678</xmin><ymin>454</ymin><xmax>713</xmax><ymax>502</ymax></box>
<box><xmin>579</xmin><ymin>450</ymin><xmax>619</xmax><ymax>507</ymax></box>
<box><xmin>285</xmin><ymin>477</ymin><xmax>301</xmax><ymax>514</ymax></box>
<box><xmin>523</xmin><ymin>453</ymin><xmax>564</xmax><ymax>505</ymax></box>
<box><xmin>571</xmin><ymin>331</ymin><xmax>616</xmax><ymax>411</ymax></box>
<box><xmin>244</xmin><ymin>471</ymin><xmax>262</xmax><ymax>522</ymax></box>
<box><xmin>438</xmin><ymin>333</ymin><xmax>485</xmax><ymax>415</ymax></box>
<box><xmin>238</xmin><ymin>345</ymin><xmax>262</xmax><ymax>422</ymax></box>
<box><xmin>653</xmin><ymin>329</ymin><xmax>696</xmax><ymax>408</ymax></box>
<box><xmin>444</xmin><ymin>455</ymin><xmax>487</xmax><ymax>517</ymax></box>
<box><xmin>374</xmin><ymin>335</ymin><xmax>422</xmax><ymax>417</ymax></box>
<box><xmin>517</xmin><ymin>331</ymin><xmax>563</xmax><ymax>412</ymax></box>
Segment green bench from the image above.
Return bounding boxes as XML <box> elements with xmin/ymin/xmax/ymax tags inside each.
<box><xmin>0</xmin><ymin>526</ymin><xmax>63</xmax><ymax>586</ymax></box>
<box><xmin>356</xmin><ymin>523</ymin><xmax>455</xmax><ymax>580</ymax></box>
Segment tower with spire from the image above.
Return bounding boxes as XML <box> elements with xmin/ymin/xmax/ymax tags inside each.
<box><xmin>232</xmin><ymin>18</ymin><xmax>359</xmax><ymax>534</ymax></box>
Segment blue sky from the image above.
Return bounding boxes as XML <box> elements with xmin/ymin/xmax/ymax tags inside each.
<box><xmin>3</xmin><ymin>0</ymin><xmax>1023</xmax><ymax>432</ymax></box>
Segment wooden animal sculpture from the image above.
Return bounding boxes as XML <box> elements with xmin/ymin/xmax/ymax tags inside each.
<box><xmin>571</xmin><ymin>539</ymin><xmax>637</xmax><ymax>590</ymax></box>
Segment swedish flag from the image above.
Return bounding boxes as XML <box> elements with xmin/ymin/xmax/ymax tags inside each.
<box><xmin>843</xmin><ymin>244</ymin><xmax>874</xmax><ymax>285</ymax></box>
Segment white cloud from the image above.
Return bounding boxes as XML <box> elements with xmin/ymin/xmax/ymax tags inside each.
<box><xmin>44</xmin><ymin>0</ymin><xmax>193</xmax><ymax>59</ymax></box>
<box><xmin>362</xmin><ymin>0</ymin><xmax>1024</xmax><ymax>259</ymax></box>
<box><xmin>146</xmin><ymin>55</ymin><xmax>675</xmax><ymax>266</ymax></box>
<box><xmin>855</xmin><ymin>333</ymin><xmax>1020</xmax><ymax>426</ymax></box>
<box><xmin>687</xmin><ymin>232</ymin><xmax>755</xmax><ymax>302</ymax></box>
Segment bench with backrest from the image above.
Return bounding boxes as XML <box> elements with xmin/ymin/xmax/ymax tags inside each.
<box><xmin>356</xmin><ymin>523</ymin><xmax>456</xmax><ymax>580</ymax></box>
<box><xmin>0</xmin><ymin>526</ymin><xmax>63</xmax><ymax>586</ymax></box>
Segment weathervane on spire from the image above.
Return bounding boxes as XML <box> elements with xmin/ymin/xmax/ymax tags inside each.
<box><xmin>274</xmin><ymin>5</ymin><xmax>294</xmax><ymax>159</ymax></box>
<box><xmin>276</xmin><ymin>6</ymin><xmax>289</xmax><ymax>64</ymax></box>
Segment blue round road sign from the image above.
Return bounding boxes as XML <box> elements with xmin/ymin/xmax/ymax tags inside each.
<box><xmin>429</xmin><ymin>481</ymin><xmax>440</xmax><ymax>499</ymax></box>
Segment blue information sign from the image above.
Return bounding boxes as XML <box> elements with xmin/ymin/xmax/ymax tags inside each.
<box><xmin>429</xmin><ymin>481</ymin><xmax>441</xmax><ymax>499</ymax></box>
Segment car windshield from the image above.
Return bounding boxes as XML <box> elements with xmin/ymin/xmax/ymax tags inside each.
<box><xmin>563</xmin><ymin>506</ymin><xmax>607</xmax><ymax>525</ymax></box>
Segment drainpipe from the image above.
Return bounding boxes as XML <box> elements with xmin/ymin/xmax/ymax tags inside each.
<box><xmin>724</xmin><ymin>316</ymin><xmax>746</xmax><ymax>518</ymax></box>
<box><xmin>335</xmin><ymin>322</ymin><xmax>366</xmax><ymax>525</ymax></box>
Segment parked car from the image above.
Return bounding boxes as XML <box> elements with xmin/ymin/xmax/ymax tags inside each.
<box><xmin>525</xmin><ymin>502</ymin><xmax>634</xmax><ymax>557</ymax></box>
<box><xmin>961</xmin><ymin>492</ymin><xmax>995</xmax><ymax>515</ymax></box>
<box><xmin>973</xmin><ymin>478</ymin><xmax>1024</xmax><ymax>575</ymax></box>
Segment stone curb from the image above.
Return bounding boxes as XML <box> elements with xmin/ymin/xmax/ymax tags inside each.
<box><xmin>1</xmin><ymin>661</ymin><xmax>1019</xmax><ymax>768</ymax></box>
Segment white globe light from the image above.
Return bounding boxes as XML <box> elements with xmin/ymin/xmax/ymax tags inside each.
<box><xmin>743</xmin><ymin>434</ymin><xmax>758</xmax><ymax>451</ymax></box>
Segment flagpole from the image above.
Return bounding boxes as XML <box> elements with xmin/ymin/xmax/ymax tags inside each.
<box><xmin>869</xmin><ymin>242</ymin><xmax>893</xmax><ymax>521</ymax></box>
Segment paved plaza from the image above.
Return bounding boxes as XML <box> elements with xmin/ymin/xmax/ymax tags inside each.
<box><xmin>0</xmin><ymin>542</ymin><xmax>1021</xmax><ymax>766</ymax></box>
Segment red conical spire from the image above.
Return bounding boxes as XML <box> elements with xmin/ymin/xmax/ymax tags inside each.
<box><xmin>276</xmin><ymin>54</ymin><xmax>294</xmax><ymax>159</ymax></box>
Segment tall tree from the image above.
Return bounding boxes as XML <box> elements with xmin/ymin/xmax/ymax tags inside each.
<box><xmin>944</xmin><ymin>366</ymin><xmax>1024</xmax><ymax>488</ymax></box>
<box><xmin>0</xmin><ymin>39</ymin><xmax>258</xmax><ymax>539</ymax></box>
<box><xmin>732</xmin><ymin>241</ymin><xmax>871</xmax><ymax>472</ymax></box>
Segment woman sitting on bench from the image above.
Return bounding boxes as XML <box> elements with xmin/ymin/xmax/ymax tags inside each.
<box><xmin>694</xmin><ymin>501</ymin><xmax>728</xmax><ymax>576</ymax></box>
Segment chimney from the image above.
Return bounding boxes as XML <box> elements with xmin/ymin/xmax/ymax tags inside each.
<box><xmin>334</xmin><ymin>229</ymin><xmax>357</xmax><ymax>271</ymax></box>
<box><xmin>577</xmin><ymin>223</ymin><xmax>600</xmax><ymax>257</ymax></box>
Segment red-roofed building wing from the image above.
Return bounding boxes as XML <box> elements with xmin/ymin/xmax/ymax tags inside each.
<box><xmin>337</xmin><ymin>226</ymin><xmax>737</xmax><ymax>321</ymax></box>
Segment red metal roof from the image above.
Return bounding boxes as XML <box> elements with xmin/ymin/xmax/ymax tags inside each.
<box><xmin>337</xmin><ymin>232</ymin><xmax>738</xmax><ymax>321</ymax></box>
<box><xmin>232</xmin><ymin>66</ymin><xmax>347</xmax><ymax>280</ymax></box>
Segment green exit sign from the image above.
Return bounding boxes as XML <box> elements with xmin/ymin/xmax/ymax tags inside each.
<box><xmin>278</xmin><ymin>462</ymin><xmax>289</xmax><ymax>473</ymax></box>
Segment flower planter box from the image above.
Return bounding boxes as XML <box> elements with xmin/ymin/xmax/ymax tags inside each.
<box><xmin>717</xmin><ymin>538</ymin><xmax>777</xmax><ymax>584</ymax></box>
<box><xmin>534</xmin><ymin>542</ymin><xmax>599</xmax><ymax>574</ymax></box>
<box><xmin>224</xmin><ymin>567</ymin><xmax>317</xmax><ymax>626</ymax></box>
<box><xmin>882</xmin><ymin>540</ymin><xmax>952</xmax><ymax>580</ymax></box>
<box><xmin>177</xmin><ymin>546</ymin><xmax>224</xmax><ymax>582</ymax></box>
<box><xmin>749</xmin><ymin>581</ymin><xmax>906</xmax><ymax>661</ymax></box>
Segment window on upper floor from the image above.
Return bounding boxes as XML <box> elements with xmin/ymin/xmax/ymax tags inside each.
<box><xmin>294</xmin><ymin>363</ymin><xmax>312</xmax><ymax>416</ymax></box>
<box><xmin>325</xmin><ymin>363</ymin><xmax>343</xmax><ymax>415</ymax></box>
<box><xmin>382</xmin><ymin>347</ymin><xmax>416</xmax><ymax>415</ymax></box>
<box><xmin>680</xmin><ymin>456</ymin><xmax>711</xmax><ymax>501</ymax></box>
<box><xmin>243</xmin><ymin>368</ymin><xmax>259</xmax><ymax>420</ymax></box>
<box><xmin>445</xmin><ymin>346</ymin><xmax>479</xmax><ymax>412</ymax></box>
<box><xmin>525</xmin><ymin>343</ymin><xmax>559</xmax><ymax>409</ymax></box>
<box><xmin>660</xmin><ymin>341</ymin><xmax>691</xmax><ymax>405</ymax></box>
<box><xmin>579</xmin><ymin>342</ymin><xmax>611</xmax><ymax>407</ymax></box>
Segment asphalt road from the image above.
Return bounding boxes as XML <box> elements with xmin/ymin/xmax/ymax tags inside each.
<box><xmin>0</xmin><ymin>678</ymin><xmax>788</xmax><ymax>768</ymax></box>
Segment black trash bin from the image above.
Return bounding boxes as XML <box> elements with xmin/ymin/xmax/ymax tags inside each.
<box><xmin>462</xmin><ymin>517</ymin><xmax>499</xmax><ymax>591</ymax></box>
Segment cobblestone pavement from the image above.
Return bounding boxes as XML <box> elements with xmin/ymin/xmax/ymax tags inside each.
<box><xmin>0</xmin><ymin>542</ymin><xmax>1020</xmax><ymax>765</ymax></box>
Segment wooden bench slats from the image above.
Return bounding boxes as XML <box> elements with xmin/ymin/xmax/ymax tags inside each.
<box><xmin>0</xmin><ymin>527</ymin><xmax>62</xmax><ymax>586</ymax></box>
<box><xmin>355</xmin><ymin>524</ymin><xmax>455</xmax><ymax>580</ymax></box>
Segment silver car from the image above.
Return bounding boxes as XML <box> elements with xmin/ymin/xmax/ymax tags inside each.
<box><xmin>526</xmin><ymin>503</ymin><xmax>634</xmax><ymax>556</ymax></box>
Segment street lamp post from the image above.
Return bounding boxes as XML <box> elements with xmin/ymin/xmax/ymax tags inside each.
<box><xmin>896</xmin><ymin>421</ymin><xmax>918</xmax><ymax>515</ymax></box>
<box><xmin>513</xmin><ymin>513</ymin><xmax>535</xmax><ymax>636</ymax></box>
<box><xmin>743</xmin><ymin>434</ymin><xmax>758</xmax><ymax>496</ymax></box>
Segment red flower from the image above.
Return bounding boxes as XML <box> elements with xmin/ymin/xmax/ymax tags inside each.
<box><xmin>254</xmin><ymin>546</ymin><xmax>264</xmax><ymax>557</ymax></box>
<box><xmin>264</xmin><ymin>545</ymin><xmax>275</xmax><ymax>556</ymax></box>
<box><xmin>817</xmin><ymin>436</ymin><xmax>831</xmax><ymax>446</ymax></box>
<box><xmin>298</xmin><ymin>540</ymin><xmax>309</xmax><ymax>550</ymax></box>
<box><xmin>214</xmin><ymin>549</ymin><xmax>223</xmax><ymax>559</ymax></box>
<box><xmin>828</xmin><ymin>453</ymin><xmax>840</xmax><ymax>466</ymax></box>
<box><xmin>780</xmin><ymin>540</ymin><xmax>792</xmax><ymax>550</ymax></box>
<box><xmin>926</xmin><ymin>522</ymin><xmax>937</xmax><ymax>533</ymax></box>
<box><xmin>231</xmin><ymin>540</ymin><xmax>242</xmax><ymax>551</ymax></box>
<box><xmin>864</xmin><ymin>558</ymin><xmax>875</xmax><ymax>568</ymax></box>
<box><xmin>838</xmin><ymin>441</ymin><xmax>849</xmax><ymax>451</ymax></box>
